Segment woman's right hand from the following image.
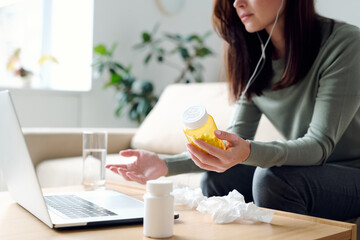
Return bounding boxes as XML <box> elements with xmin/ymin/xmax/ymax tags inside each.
<box><xmin>105</xmin><ymin>149</ymin><xmax>168</xmax><ymax>185</ymax></box>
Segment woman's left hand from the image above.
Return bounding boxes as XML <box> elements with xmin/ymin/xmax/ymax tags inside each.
<box><xmin>186</xmin><ymin>130</ymin><xmax>251</xmax><ymax>173</ymax></box>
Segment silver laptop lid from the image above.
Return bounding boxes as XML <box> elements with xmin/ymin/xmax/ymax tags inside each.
<box><xmin>0</xmin><ymin>90</ymin><xmax>53</xmax><ymax>228</ymax></box>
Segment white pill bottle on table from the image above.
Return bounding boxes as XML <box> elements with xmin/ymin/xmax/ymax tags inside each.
<box><xmin>143</xmin><ymin>179</ymin><xmax>174</xmax><ymax>238</ymax></box>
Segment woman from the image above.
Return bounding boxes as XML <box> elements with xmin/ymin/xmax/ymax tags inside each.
<box><xmin>107</xmin><ymin>0</ymin><xmax>360</xmax><ymax>221</ymax></box>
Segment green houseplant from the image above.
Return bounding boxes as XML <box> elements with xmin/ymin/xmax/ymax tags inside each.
<box><xmin>134</xmin><ymin>24</ymin><xmax>214</xmax><ymax>83</ymax></box>
<box><xmin>92</xmin><ymin>43</ymin><xmax>158</xmax><ymax>124</ymax></box>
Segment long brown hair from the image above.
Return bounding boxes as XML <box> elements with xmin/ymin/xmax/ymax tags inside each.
<box><xmin>213</xmin><ymin>0</ymin><xmax>322</xmax><ymax>100</ymax></box>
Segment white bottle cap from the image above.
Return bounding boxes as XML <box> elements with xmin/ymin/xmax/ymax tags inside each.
<box><xmin>182</xmin><ymin>105</ymin><xmax>209</xmax><ymax>129</ymax></box>
<box><xmin>146</xmin><ymin>179</ymin><xmax>173</xmax><ymax>195</ymax></box>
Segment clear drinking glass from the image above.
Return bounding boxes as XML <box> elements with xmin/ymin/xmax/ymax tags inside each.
<box><xmin>82</xmin><ymin>131</ymin><xmax>107</xmax><ymax>189</ymax></box>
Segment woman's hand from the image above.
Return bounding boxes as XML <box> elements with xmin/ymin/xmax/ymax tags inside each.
<box><xmin>105</xmin><ymin>149</ymin><xmax>168</xmax><ymax>185</ymax></box>
<box><xmin>187</xmin><ymin>130</ymin><xmax>251</xmax><ymax>173</ymax></box>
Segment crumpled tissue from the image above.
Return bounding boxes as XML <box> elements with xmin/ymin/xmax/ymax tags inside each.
<box><xmin>172</xmin><ymin>186</ymin><xmax>274</xmax><ymax>224</ymax></box>
<box><xmin>173</xmin><ymin>186</ymin><xmax>206</xmax><ymax>209</ymax></box>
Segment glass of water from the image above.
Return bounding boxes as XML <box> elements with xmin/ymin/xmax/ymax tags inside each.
<box><xmin>82</xmin><ymin>131</ymin><xmax>107</xmax><ymax>189</ymax></box>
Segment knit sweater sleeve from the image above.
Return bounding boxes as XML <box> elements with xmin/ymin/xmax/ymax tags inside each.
<box><xmin>160</xmin><ymin>152</ymin><xmax>203</xmax><ymax>176</ymax></box>
<box><xmin>244</xmin><ymin>24</ymin><xmax>360</xmax><ymax>168</ymax></box>
<box><xmin>226</xmin><ymin>96</ymin><xmax>262</xmax><ymax>140</ymax></box>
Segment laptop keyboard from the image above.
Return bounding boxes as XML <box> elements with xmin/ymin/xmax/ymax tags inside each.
<box><xmin>44</xmin><ymin>195</ymin><xmax>117</xmax><ymax>219</ymax></box>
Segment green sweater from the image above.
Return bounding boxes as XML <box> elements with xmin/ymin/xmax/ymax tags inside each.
<box><xmin>164</xmin><ymin>19</ymin><xmax>360</xmax><ymax>175</ymax></box>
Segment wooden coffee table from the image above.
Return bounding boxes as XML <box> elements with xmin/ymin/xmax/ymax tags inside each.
<box><xmin>0</xmin><ymin>181</ymin><xmax>356</xmax><ymax>239</ymax></box>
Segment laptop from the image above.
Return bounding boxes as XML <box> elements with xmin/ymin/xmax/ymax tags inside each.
<box><xmin>0</xmin><ymin>90</ymin><xmax>176</xmax><ymax>229</ymax></box>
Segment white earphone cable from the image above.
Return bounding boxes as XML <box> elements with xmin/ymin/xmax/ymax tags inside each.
<box><xmin>230</xmin><ymin>0</ymin><xmax>284</xmax><ymax>128</ymax></box>
<box><xmin>240</xmin><ymin>0</ymin><xmax>284</xmax><ymax>101</ymax></box>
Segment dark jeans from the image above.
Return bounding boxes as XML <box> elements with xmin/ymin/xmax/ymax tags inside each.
<box><xmin>200</xmin><ymin>164</ymin><xmax>360</xmax><ymax>221</ymax></box>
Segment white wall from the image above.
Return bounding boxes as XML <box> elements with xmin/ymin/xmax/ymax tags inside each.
<box><xmin>4</xmin><ymin>0</ymin><xmax>360</xmax><ymax>128</ymax></box>
<box><xmin>9</xmin><ymin>89</ymin><xmax>81</xmax><ymax>126</ymax></box>
<box><xmin>316</xmin><ymin>0</ymin><xmax>360</xmax><ymax>27</ymax></box>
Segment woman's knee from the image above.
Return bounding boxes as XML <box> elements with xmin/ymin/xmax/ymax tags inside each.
<box><xmin>200</xmin><ymin>171</ymin><xmax>222</xmax><ymax>197</ymax></box>
<box><xmin>252</xmin><ymin>167</ymin><xmax>278</xmax><ymax>206</ymax></box>
<box><xmin>252</xmin><ymin>167</ymin><xmax>307</xmax><ymax>214</ymax></box>
<box><xmin>252</xmin><ymin>167</ymin><xmax>290</xmax><ymax>206</ymax></box>
<box><xmin>201</xmin><ymin>165</ymin><xmax>256</xmax><ymax>200</ymax></box>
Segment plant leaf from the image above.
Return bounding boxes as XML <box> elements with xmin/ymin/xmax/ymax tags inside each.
<box><xmin>195</xmin><ymin>77</ymin><xmax>202</xmax><ymax>83</ymax></box>
<box><xmin>111</xmin><ymin>73</ymin><xmax>122</xmax><ymax>84</ymax></box>
<box><xmin>133</xmin><ymin>42</ymin><xmax>147</xmax><ymax>49</ymax></box>
<box><xmin>96</xmin><ymin>63</ymin><xmax>105</xmax><ymax>75</ymax></box>
<box><xmin>103</xmin><ymin>82</ymin><xmax>112</xmax><ymax>89</ymax></box>
<box><xmin>137</xmin><ymin>98</ymin><xmax>151</xmax><ymax>116</ymax></box>
<box><xmin>164</xmin><ymin>33</ymin><xmax>183</xmax><ymax>43</ymax></box>
<box><xmin>109</xmin><ymin>43</ymin><xmax>117</xmax><ymax>56</ymax></box>
<box><xmin>189</xmin><ymin>64</ymin><xmax>195</xmax><ymax>72</ymax></box>
<box><xmin>142</xmin><ymin>32</ymin><xmax>152</xmax><ymax>43</ymax></box>
<box><xmin>144</xmin><ymin>53</ymin><xmax>153</xmax><ymax>64</ymax></box>
<box><xmin>94</xmin><ymin>44</ymin><xmax>107</xmax><ymax>55</ymax></box>
<box><xmin>115</xmin><ymin>105</ymin><xmax>124</xmax><ymax>117</ymax></box>
<box><xmin>196</xmin><ymin>47</ymin><xmax>213</xmax><ymax>57</ymax></box>
<box><xmin>125</xmin><ymin>65</ymin><xmax>132</xmax><ymax>74</ymax></box>
<box><xmin>180</xmin><ymin>47</ymin><xmax>190</xmax><ymax>60</ymax></box>
<box><xmin>186</xmin><ymin>34</ymin><xmax>202</xmax><ymax>43</ymax></box>
<box><xmin>109</xmin><ymin>68</ymin><xmax>116</xmax><ymax>75</ymax></box>
<box><xmin>114</xmin><ymin>62</ymin><xmax>125</xmax><ymax>70</ymax></box>
<box><xmin>157</xmin><ymin>55</ymin><xmax>164</xmax><ymax>62</ymax></box>
<box><xmin>129</xmin><ymin>103</ymin><xmax>139</xmax><ymax>121</ymax></box>
<box><xmin>122</xmin><ymin>74</ymin><xmax>135</xmax><ymax>87</ymax></box>
<box><xmin>142</xmin><ymin>81</ymin><xmax>154</xmax><ymax>94</ymax></box>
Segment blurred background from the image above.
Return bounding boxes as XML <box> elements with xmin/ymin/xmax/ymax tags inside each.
<box><xmin>0</xmin><ymin>0</ymin><xmax>359</xmax><ymax>128</ymax></box>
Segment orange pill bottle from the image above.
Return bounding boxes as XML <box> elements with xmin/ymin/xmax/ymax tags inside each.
<box><xmin>182</xmin><ymin>105</ymin><xmax>225</xmax><ymax>150</ymax></box>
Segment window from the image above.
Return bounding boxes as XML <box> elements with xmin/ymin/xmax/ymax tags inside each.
<box><xmin>0</xmin><ymin>0</ymin><xmax>93</xmax><ymax>91</ymax></box>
